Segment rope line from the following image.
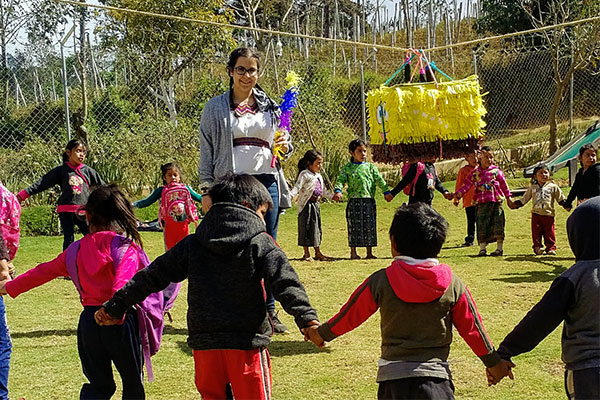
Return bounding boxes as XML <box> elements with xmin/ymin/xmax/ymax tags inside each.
<box><xmin>53</xmin><ymin>0</ymin><xmax>600</xmax><ymax>54</ymax></box>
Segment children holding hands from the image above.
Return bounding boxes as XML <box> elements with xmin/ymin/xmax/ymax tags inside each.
<box><xmin>453</xmin><ymin>146</ymin><xmax>513</xmax><ymax>256</ymax></box>
<box><xmin>511</xmin><ymin>164</ymin><xmax>566</xmax><ymax>255</ymax></box>
<box><xmin>289</xmin><ymin>150</ymin><xmax>335</xmax><ymax>261</ymax></box>
<box><xmin>333</xmin><ymin>139</ymin><xmax>392</xmax><ymax>259</ymax></box>
<box><xmin>303</xmin><ymin>203</ymin><xmax>511</xmax><ymax>399</ymax></box>
<box><xmin>95</xmin><ymin>174</ymin><xmax>319</xmax><ymax>400</ymax></box>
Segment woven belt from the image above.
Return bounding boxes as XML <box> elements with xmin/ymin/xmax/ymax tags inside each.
<box><xmin>233</xmin><ymin>137</ymin><xmax>270</xmax><ymax>148</ymax></box>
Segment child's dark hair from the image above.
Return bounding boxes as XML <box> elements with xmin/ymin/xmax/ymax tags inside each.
<box><xmin>579</xmin><ymin>143</ymin><xmax>597</xmax><ymax>157</ymax></box>
<box><xmin>297</xmin><ymin>149</ymin><xmax>323</xmax><ymax>176</ymax></box>
<box><xmin>84</xmin><ymin>184</ymin><xmax>142</xmax><ymax>248</ymax></box>
<box><xmin>62</xmin><ymin>139</ymin><xmax>87</xmax><ymax>163</ymax></box>
<box><xmin>160</xmin><ymin>162</ymin><xmax>182</xmax><ymax>185</ymax></box>
<box><xmin>208</xmin><ymin>173</ymin><xmax>273</xmax><ymax>211</ymax></box>
<box><xmin>480</xmin><ymin>145</ymin><xmax>492</xmax><ymax>153</ymax></box>
<box><xmin>389</xmin><ymin>203</ymin><xmax>448</xmax><ymax>259</ymax></box>
<box><xmin>531</xmin><ymin>163</ymin><xmax>550</xmax><ymax>184</ymax></box>
<box><xmin>349</xmin><ymin>138</ymin><xmax>366</xmax><ymax>162</ymax></box>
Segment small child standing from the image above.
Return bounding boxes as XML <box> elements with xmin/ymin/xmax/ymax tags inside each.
<box><xmin>333</xmin><ymin>139</ymin><xmax>393</xmax><ymax>260</ymax></box>
<box><xmin>454</xmin><ymin>146</ymin><xmax>513</xmax><ymax>256</ymax></box>
<box><xmin>454</xmin><ymin>150</ymin><xmax>479</xmax><ymax>246</ymax></box>
<box><xmin>94</xmin><ymin>174</ymin><xmax>319</xmax><ymax>400</ymax></box>
<box><xmin>133</xmin><ymin>162</ymin><xmax>201</xmax><ymax>309</ymax></box>
<box><xmin>304</xmin><ymin>203</ymin><xmax>508</xmax><ymax>399</ymax></box>
<box><xmin>133</xmin><ymin>162</ymin><xmax>202</xmax><ymax>250</ymax></box>
<box><xmin>563</xmin><ymin>143</ymin><xmax>600</xmax><ymax>210</ymax></box>
<box><xmin>1</xmin><ymin>185</ymin><xmax>148</xmax><ymax>399</ymax></box>
<box><xmin>17</xmin><ymin>139</ymin><xmax>104</xmax><ymax>250</ymax></box>
<box><xmin>388</xmin><ymin>158</ymin><xmax>453</xmax><ymax>206</ymax></box>
<box><xmin>290</xmin><ymin>150</ymin><xmax>334</xmax><ymax>261</ymax></box>
<box><xmin>512</xmin><ymin>164</ymin><xmax>566</xmax><ymax>255</ymax></box>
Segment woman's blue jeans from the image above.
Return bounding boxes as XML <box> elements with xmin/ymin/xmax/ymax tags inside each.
<box><xmin>255</xmin><ymin>174</ymin><xmax>279</xmax><ymax>313</ymax></box>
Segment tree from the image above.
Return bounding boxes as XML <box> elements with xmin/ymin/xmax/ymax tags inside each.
<box><xmin>476</xmin><ymin>0</ymin><xmax>550</xmax><ymax>34</ymax></box>
<box><xmin>0</xmin><ymin>0</ymin><xmax>28</xmax><ymax>111</ymax></box>
<box><xmin>521</xmin><ymin>0</ymin><xmax>600</xmax><ymax>154</ymax></box>
<box><xmin>100</xmin><ymin>0</ymin><xmax>235</xmax><ymax>124</ymax></box>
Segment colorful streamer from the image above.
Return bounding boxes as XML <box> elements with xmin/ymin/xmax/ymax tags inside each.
<box><xmin>271</xmin><ymin>71</ymin><xmax>301</xmax><ymax>168</ymax></box>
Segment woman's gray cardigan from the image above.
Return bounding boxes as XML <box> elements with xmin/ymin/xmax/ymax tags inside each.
<box><xmin>198</xmin><ymin>89</ymin><xmax>292</xmax><ymax>209</ymax></box>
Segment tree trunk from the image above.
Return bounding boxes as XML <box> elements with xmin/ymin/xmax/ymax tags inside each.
<box><xmin>0</xmin><ymin>0</ymin><xmax>8</xmax><ymax>112</ymax></box>
<box><xmin>77</xmin><ymin>2</ymin><xmax>88</xmax><ymax>122</ymax></box>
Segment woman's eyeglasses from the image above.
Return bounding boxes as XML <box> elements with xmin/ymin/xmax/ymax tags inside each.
<box><xmin>233</xmin><ymin>66</ymin><xmax>258</xmax><ymax>76</ymax></box>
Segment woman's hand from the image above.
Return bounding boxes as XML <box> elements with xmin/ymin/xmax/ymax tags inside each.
<box><xmin>275</xmin><ymin>132</ymin><xmax>290</xmax><ymax>154</ymax></box>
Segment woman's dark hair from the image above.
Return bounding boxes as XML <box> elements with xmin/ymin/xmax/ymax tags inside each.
<box><xmin>389</xmin><ymin>203</ymin><xmax>448</xmax><ymax>259</ymax></box>
<box><xmin>227</xmin><ymin>47</ymin><xmax>261</xmax><ymax>91</ymax></box>
<box><xmin>62</xmin><ymin>139</ymin><xmax>87</xmax><ymax>163</ymax></box>
<box><xmin>297</xmin><ymin>149</ymin><xmax>323</xmax><ymax>176</ymax></box>
<box><xmin>348</xmin><ymin>138</ymin><xmax>366</xmax><ymax>162</ymax></box>
<box><xmin>84</xmin><ymin>184</ymin><xmax>143</xmax><ymax>248</ymax></box>
<box><xmin>531</xmin><ymin>163</ymin><xmax>550</xmax><ymax>184</ymax></box>
<box><xmin>160</xmin><ymin>162</ymin><xmax>182</xmax><ymax>185</ymax></box>
<box><xmin>208</xmin><ymin>173</ymin><xmax>273</xmax><ymax>211</ymax></box>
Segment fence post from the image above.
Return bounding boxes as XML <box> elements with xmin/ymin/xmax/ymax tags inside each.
<box><xmin>472</xmin><ymin>49</ymin><xmax>478</xmax><ymax>76</ymax></box>
<box><xmin>360</xmin><ymin>62</ymin><xmax>367</xmax><ymax>142</ymax></box>
<box><xmin>569</xmin><ymin>73</ymin><xmax>574</xmax><ymax>130</ymax></box>
<box><xmin>61</xmin><ymin>25</ymin><xmax>76</xmax><ymax>141</ymax></box>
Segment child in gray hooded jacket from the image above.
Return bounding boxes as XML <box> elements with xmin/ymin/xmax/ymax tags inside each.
<box><xmin>490</xmin><ymin>196</ymin><xmax>600</xmax><ymax>399</ymax></box>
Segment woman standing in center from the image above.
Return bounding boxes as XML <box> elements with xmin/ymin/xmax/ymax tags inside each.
<box><xmin>199</xmin><ymin>47</ymin><xmax>292</xmax><ymax>334</ymax></box>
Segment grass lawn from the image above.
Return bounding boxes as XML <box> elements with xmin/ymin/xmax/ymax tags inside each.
<box><xmin>6</xmin><ymin>172</ymin><xmax>575</xmax><ymax>399</ymax></box>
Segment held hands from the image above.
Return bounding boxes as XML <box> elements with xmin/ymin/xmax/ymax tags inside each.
<box><xmin>332</xmin><ymin>193</ymin><xmax>343</xmax><ymax>202</ymax></box>
<box><xmin>486</xmin><ymin>359</ymin><xmax>515</xmax><ymax>386</ymax></box>
<box><xmin>384</xmin><ymin>193</ymin><xmax>394</xmax><ymax>202</ymax></box>
<box><xmin>443</xmin><ymin>191</ymin><xmax>454</xmax><ymax>201</ymax></box>
<box><xmin>201</xmin><ymin>194</ymin><xmax>213</xmax><ymax>213</ymax></box>
<box><xmin>301</xmin><ymin>320</ymin><xmax>325</xmax><ymax>349</ymax></box>
<box><xmin>94</xmin><ymin>307</ymin><xmax>121</xmax><ymax>326</ymax></box>
<box><xmin>0</xmin><ymin>260</ymin><xmax>11</xmax><ymax>295</ymax></box>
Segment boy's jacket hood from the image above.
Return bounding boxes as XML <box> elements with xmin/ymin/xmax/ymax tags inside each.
<box><xmin>195</xmin><ymin>202</ymin><xmax>267</xmax><ymax>255</ymax></box>
<box><xmin>567</xmin><ymin>196</ymin><xmax>600</xmax><ymax>261</ymax></box>
<box><xmin>386</xmin><ymin>258</ymin><xmax>453</xmax><ymax>303</ymax></box>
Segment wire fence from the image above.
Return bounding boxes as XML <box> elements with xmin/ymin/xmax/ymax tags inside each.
<box><xmin>1</xmin><ymin>6</ymin><xmax>599</xmax><ymax>196</ymax></box>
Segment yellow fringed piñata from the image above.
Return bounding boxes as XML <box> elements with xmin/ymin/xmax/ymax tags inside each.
<box><xmin>367</xmin><ymin>75</ymin><xmax>486</xmax><ymax>163</ymax></box>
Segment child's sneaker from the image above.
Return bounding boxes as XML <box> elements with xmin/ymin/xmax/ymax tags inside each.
<box><xmin>477</xmin><ymin>249</ymin><xmax>487</xmax><ymax>257</ymax></box>
<box><xmin>269</xmin><ymin>311</ymin><xmax>290</xmax><ymax>334</ymax></box>
<box><xmin>490</xmin><ymin>249</ymin><xmax>503</xmax><ymax>256</ymax></box>
<box><xmin>533</xmin><ymin>247</ymin><xmax>544</xmax><ymax>255</ymax></box>
<box><xmin>546</xmin><ymin>250</ymin><xmax>556</xmax><ymax>255</ymax></box>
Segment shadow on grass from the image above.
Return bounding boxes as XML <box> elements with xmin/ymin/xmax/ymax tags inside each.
<box><xmin>176</xmin><ymin>340</ymin><xmax>193</xmax><ymax>356</ymax></box>
<box><xmin>289</xmin><ymin>256</ymin><xmax>393</xmax><ymax>262</ymax></box>
<box><xmin>490</xmin><ymin>256</ymin><xmax>568</xmax><ymax>283</ymax></box>
<box><xmin>11</xmin><ymin>328</ymin><xmax>77</xmax><ymax>338</ymax></box>
<box><xmin>163</xmin><ymin>325</ymin><xmax>188</xmax><ymax>335</ymax></box>
<box><xmin>268</xmin><ymin>340</ymin><xmax>330</xmax><ymax>357</ymax></box>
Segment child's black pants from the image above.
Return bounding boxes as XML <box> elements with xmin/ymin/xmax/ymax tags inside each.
<box><xmin>378</xmin><ymin>376</ymin><xmax>454</xmax><ymax>399</ymax></box>
<box><xmin>78</xmin><ymin>306</ymin><xmax>145</xmax><ymax>400</ymax></box>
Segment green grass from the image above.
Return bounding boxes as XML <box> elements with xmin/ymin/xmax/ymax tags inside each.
<box><xmin>7</xmin><ymin>176</ymin><xmax>575</xmax><ymax>399</ymax></box>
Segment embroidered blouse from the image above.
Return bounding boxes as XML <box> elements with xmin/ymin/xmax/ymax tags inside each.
<box><xmin>456</xmin><ymin>164</ymin><xmax>512</xmax><ymax>204</ymax></box>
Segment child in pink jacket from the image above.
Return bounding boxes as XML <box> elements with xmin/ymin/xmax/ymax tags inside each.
<box><xmin>0</xmin><ymin>185</ymin><xmax>147</xmax><ymax>399</ymax></box>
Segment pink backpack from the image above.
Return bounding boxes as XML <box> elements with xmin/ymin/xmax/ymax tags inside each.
<box><xmin>0</xmin><ymin>181</ymin><xmax>21</xmax><ymax>260</ymax></box>
<box><xmin>401</xmin><ymin>162</ymin><xmax>426</xmax><ymax>196</ymax></box>
<box><xmin>159</xmin><ymin>183</ymin><xmax>199</xmax><ymax>226</ymax></box>
<box><xmin>65</xmin><ymin>235</ymin><xmax>165</xmax><ymax>382</ymax></box>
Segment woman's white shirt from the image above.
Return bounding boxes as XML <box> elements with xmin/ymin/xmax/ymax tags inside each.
<box><xmin>231</xmin><ymin>110</ymin><xmax>276</xmax><ymax>175</ymax></box>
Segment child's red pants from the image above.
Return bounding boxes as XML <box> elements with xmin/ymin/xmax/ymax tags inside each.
<box><xmin>193</xmin><ymin>348</ymin><xmax>272</xmax><ymax>400</ymax></box>
<box><xmin>531</xmin><ymin>213</ymin><xmax>556</xmax><ymax>252</ymax></box>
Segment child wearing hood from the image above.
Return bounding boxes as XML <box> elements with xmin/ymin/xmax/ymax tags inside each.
<box><xmin>95</xmin><ymin>174</ymin><xmax>319</xmax><ymax>400</ymax></box>
<box><xmin>489</xmin><ymin>196</ymin><xmax>600</xmax><ymax>399</ymax></box>
<box><xmin>304</xmin><ymin>203</ymin><xmax>508</xmax><ymax>399</ymax></box>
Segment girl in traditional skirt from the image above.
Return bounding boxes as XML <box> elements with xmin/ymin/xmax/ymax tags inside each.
<box><xmin>454</xmin><ymin>146</ymin><xmax>514</xmax><ymax>256</ymax></box>
<box><xmin>290</xmin><ymin>150</ymin><xmax>335</xmax><ymax>261</ymax></box>
<box><xmin>333</xmin><ymin>139</ymin><xmax>393</xmax><ymax>259</ymax></box>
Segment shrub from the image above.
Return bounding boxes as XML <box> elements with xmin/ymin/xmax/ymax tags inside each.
<box><xmin>20</xmin><ymin>205</ymin><xmax>61</xmax><ymax>236</ymax></box>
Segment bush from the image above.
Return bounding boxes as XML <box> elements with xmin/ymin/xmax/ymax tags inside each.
<box><xmin>20</xmin><ymin>205</ymin><xmax>61</xmax><ymax>236</ymax></box>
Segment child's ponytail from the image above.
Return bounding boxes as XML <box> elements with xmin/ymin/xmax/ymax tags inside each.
<box><xmin>85</xmin><ymin>185</ymin><xmax>143</xmax><ymax>248</ymax></box>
